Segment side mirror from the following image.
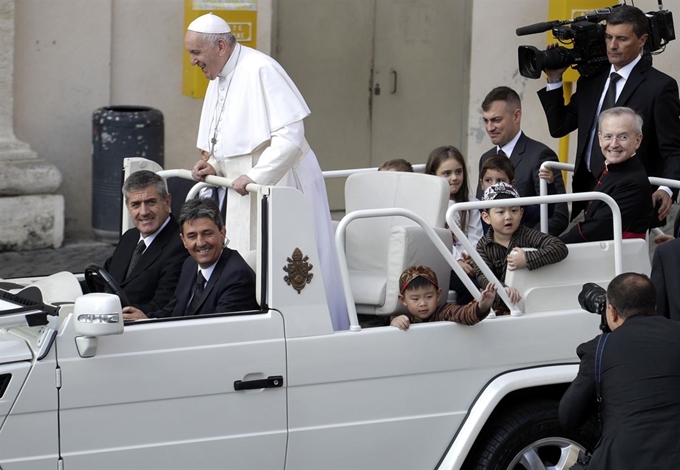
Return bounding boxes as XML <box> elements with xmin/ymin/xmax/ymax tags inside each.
<box><xmin>73</xmin><ymin>293</ymin><xmax>123</xmax><ymax>357</ymax></box>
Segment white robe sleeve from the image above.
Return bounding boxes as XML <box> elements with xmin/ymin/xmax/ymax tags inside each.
<box><xmin>246</xmin><ymin>120</ymin><xmax>305</xmax><ymax>185</ymax></box>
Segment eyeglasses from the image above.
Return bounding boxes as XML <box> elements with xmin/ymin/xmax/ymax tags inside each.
<box><xmin>600</xmin><ymin>134</ymin><xmax>637</xmax><ymax>143</ymax></box>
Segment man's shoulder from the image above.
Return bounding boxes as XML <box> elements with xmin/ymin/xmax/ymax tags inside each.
<box><xmin>517</xmin><ymin>132</ymin><xmax>557</xmax><ymax>158</ymax></box>
<box><xmin>642</xmin><ymin>63</ymin><xmax>678</xmax><ymax>85</ymax></box>
<box><xmin>480</xmin><ymin>147</ymin><xmax>497</xmax><ymax>161</ymax></box>
<box><xmin>239</xmin><ymin>45</ymin><xmax>281</xmax><ymax>72</ymax></box>
<box><xmin>217</xmin><ymin>248</ymin><xmax>254</xmax><ymax>274</ymax></box>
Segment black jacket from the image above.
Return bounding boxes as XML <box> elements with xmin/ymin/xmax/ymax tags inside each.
<box><xmin>104</xmin><ymin>216</ymin><xmax>188</xmax><ymax>312</ymax></box>
<box><xmin>560</xmin><ymin>315</ymin><xmax>680</xmax><ymax>469</ymax></box>
<box><xmin>560</xmin><ymin>155</ymin><xmax>652</xmax><ymax>243</ymax></box>
<box><xmin>148</xmin><ymin>247</ymin><xmax>259</xmax><ymax>318</ymax></box>
<box><xmin>477</xmin><ymin>132</ymin><xmax>569</xmax><ymax>236</ymax></box>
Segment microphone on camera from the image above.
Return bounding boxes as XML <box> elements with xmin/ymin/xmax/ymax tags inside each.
<box><xmin>516</xmin><ymin>21</ymin><xmax>555</xmax><ymax>36</ymax></box>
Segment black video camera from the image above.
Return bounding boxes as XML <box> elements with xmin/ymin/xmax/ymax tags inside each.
<box><xmin>517</xmin><ymin>5</ymin><xmax>675</xmax><ymax>79</ymax></box>
<box><xmin>578</xmin><ymin>282</ymin><xmax>610</xmax><ymax>333</ymax></box>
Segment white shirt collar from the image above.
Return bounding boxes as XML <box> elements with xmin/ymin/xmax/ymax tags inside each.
<box><xmin>198</xmin><ymin>251</ymin><xmax>222</xmax><ymax>283</ymax></box>
<box><xmin>499</xmin><ymin>129</ymin><xmax>523</xmax><ymax>157</ymax></box>
<box><xmin>609</xmin><ymin>54</ymin><xmax>641</xmax><ymax>81</ymax></box>
<box><xmin>218</xmin><ymin>43</ymin><xmax>241</xmax><ymax>80</ymax></box>
<box><xmin>138</xmin><ymin>215</ymin><xmax>171</xmax><ymax>248</ymax></box>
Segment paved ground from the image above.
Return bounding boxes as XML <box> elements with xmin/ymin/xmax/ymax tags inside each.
<box><xmin>0</xmin><ymin>237</ymin><xmax>115</xmax><ymax>279</ymax></box>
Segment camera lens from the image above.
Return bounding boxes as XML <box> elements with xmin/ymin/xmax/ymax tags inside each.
<box><xmin>518</xmin><ymin>46</ymin><xmax>574</xmax><ymax>79</ymax></box>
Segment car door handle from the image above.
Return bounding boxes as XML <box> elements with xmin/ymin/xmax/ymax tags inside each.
<box><xmin>234</xmin><ymin>375</ymin><xmax>284</xmax><ymax>391</ymax></box>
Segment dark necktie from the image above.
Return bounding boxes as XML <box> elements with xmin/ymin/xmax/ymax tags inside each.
<box><xmin>602</xmin><ymin>72</ymin><xmax>622</xmax><ymax>111</ymax></box>
<box><xmin>125</xmin><ymin>240</ymin><xmax>145</xmax><ymax>280</ymax></box>
<box><xmin>590</xmin><ymin>72</ymin><xmax>623</xmax><ymax>178</ymax></box>
<box><xmin>210</xmin><ymin>187</ymin><xmax>227</xmax><ymax>222</ymax></box>
<box><xmin>188</xmin><ymin>271</ymin><xmax>206</xmax><ymax>315</ymax></box>
<box><xmin>497</xmin><ymin>148</ymin><xmax>507</xmax><ymax>157</ymax></box>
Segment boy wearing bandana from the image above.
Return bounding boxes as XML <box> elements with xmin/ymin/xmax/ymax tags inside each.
<box><xmin>390</xmin><ymin>265</ymin><xmax>496</xmax><ymax>330</ymax></box>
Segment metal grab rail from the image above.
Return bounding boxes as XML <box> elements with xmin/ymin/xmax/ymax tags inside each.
<box><xmin>322</xmin><ymin>164</ymin><xmax>426</xmax><ymax>179</ymax></box>
<box><xmin>447</xmin><ymin>192</ymin><xmax>624</xmax><ymax>316</ymax></box>
<box><xmin>156</xmin><ymin>169</ymin><xmax>264</xmax><ymax>199</ymax></box>
<box><xmin>538</xmin><ymin>162</ymin><xmax>575</xmax><ymax>234</ymax></box>
<box><xmin>539</xmin><ymin>162</ymin><xmax>680</xmax><ymax>237</ymax></box>
<box><xmin>334</xmin><ymin>208</ymin><xmax>475</xmax><ymax>332</ymax></box>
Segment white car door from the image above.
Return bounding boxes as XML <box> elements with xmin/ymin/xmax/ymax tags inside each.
<box><xmin>56</xmin><ymin>310</ymin><xmax>286</xmax><ymax>470</ymax></box>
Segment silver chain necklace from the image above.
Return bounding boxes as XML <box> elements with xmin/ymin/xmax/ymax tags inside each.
<box><xmin>209</xmin><ymin>42</ymin><xmax>242</xmax><ymax>159</ymax></box>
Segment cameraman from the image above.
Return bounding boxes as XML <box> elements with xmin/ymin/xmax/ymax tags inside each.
<box><xmin>538</xmin><ymin>5</ymin><xmax>680</xmax><ymax>224</ymax></box>
<box><xmin>559</xmin><ymin>273</ymin><xmax>680</xmax><ymax>469</ymax></box>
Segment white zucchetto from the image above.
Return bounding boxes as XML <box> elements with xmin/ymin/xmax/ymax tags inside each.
<box><xmin>187</xmin><ymin>13</ymin><xmax>231</xmax><ymax>34</ymax></box>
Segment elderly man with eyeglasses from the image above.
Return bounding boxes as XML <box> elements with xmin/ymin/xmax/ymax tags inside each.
<box><xmin>558</xmin><ymin>107</ymin><xmax>652</xmax><ymax>243</ymax></box>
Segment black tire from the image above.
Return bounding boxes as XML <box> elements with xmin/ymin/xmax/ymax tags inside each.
<box><xmin>463</xmin><ymin>399</ymin><xmax>599</xmax><ymax>470</ymax></box>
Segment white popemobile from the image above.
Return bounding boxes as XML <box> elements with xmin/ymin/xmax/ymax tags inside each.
<box><xmin>0</xmin><ymin>158</ymin><xmax>658</xmax><ymax>470</ymax></box>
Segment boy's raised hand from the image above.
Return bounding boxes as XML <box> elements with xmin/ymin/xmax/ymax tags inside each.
<box><xmin>390</xmin><ymin>315</ymin><xmax>411</xmax><ymax>330</ymax></box>
<box><xmin>507</xmin><ymin>248</ymin><xmax>527</xmax><ymax>271</ymax></box>
<box><xmin>478</xmin><ymin>283</ymin><xmax>497</xmax><ymax>312</ymax></box>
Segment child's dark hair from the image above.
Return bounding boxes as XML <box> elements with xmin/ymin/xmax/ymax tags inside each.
<box><xmin>399</xmin><ymin>265</ymin><xmax>439</xmax><ymax>294</ymax></box>
<box><xmin>402</xmin><ymin>276</ymin><xmax>437</xmax><ymax>293</ymax></box>
<box><xmin>425</xmin><ymin>145</ymin><xmax>470</xmax><ymax>230</ymax></box>
<box><xmin>481</xmin><ymin>155</ymin><xmax>515</xmax><ymax>182</ymax></box>
<box><xmin>378</xmin><ymin>159</ymin><xmax>414</xmax><ymax>172</ymax></box>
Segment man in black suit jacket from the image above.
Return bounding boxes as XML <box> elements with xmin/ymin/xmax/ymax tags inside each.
<box><xmin>560</xmin><ymin>108</ymin><xmax>652</xmax><ymax>243</ymax></box>
<box><xmin>651</xmin><ymin>237</ymin><xmax>680</xmax><ymax>319</ymax></box>
<box><xmin>103</xmin><ymin>170</ymin><xmax>188</xmax><ymax>312</ymax></box>
<box><xmin>559</xmin><ymin>273</ymin><xmax>680</xmax><ymax>469</ymax></box>
<box><xmin>538</xmin><ymin>5</ymin><xmax>680</xmax><ymax>223</ymax></box>
<box><xmin>122</xmin><ymin>198</ymin><xmax>258</xmax><ymax>320</ymax></box>
<box><xmin>476</xmin><ymin>86</ymin><xmax>568</xmax><ymax>236</ymax></box>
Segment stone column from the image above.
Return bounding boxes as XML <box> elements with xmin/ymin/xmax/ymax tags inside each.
<box><xmin>0</xmin><ymin>0</ymin><xmax>63</xmax><ymax>251</ymax></box>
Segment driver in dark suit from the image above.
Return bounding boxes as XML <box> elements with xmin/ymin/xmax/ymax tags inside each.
<box><xmin>559</xmin><ymin>273</ymin><xmax>680</xmax><ymax>468</ymax></box>
<box><xmin>102</xmin><ymin>170</ymin><xmax>188</xmax><ymax>312</ymax></box>
<box><xmin>122</xmin><ymin>198</ymin><xmax>258</xmax><ymax>320</ymax></box>
<box><xmin>538</xmin><ymin>5</ymin><xmax>680</xmax><ymax>225</ymax></box>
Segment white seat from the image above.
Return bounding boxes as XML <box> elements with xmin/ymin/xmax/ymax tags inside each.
<box><xmin>505</xmin><ymin>239</ymin><xmax>651</xmax><ymax>313</ymax></box>
<box><xmin>344</xmin><ymin>171</ymin><xmax>453</xmax><ymax>316</ymax></box>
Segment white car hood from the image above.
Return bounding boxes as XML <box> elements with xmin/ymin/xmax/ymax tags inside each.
<box><xmin>0</xmin><ymin>335</ymin><xmax>32</xmax><ymax>364</ymax></box>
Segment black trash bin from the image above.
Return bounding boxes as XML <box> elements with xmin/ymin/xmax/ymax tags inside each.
<box><xmin>92</xmin><ymin>106</ymin><xmax>164</xmax><ymax>242</ymax></box>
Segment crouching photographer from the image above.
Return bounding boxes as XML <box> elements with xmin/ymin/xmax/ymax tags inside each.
<box><xmin>560</xmin><ymin>273</ymin><xmax>680</xmax><ymax>469</ymax></box>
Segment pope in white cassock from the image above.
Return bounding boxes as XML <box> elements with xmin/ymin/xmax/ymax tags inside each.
<box><xmin>186</xmin><ymin>13</ymin><xmax>349</xmax><ymax>330</ymax></box>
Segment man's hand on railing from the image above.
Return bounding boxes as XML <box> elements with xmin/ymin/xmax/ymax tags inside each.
<box><xmin>652</xmin><ymin>189</ymin><xmax>672</xmax><ymax>221</ymax></box>
<box><xmin>538</xmin><ymin>167</ymin><xmax>554</xmax><ymax>184</ymax></box>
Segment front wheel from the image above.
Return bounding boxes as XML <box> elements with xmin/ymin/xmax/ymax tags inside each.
<box><xmin>463</xmin><ymin>400</ymin><xmax>599</xmax><ymax>470</ymax></box>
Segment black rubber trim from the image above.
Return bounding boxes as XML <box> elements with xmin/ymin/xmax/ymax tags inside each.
<box><xmin>0</xmin><ymin>289</ymin><xmax>59</xmax><ymax>317</ymax></box>
<box><xmin>434</xmin><ymin>362</ymin><xmax>579</xmax><ymax>469</ymax></box>
<box><xmin>122</xmin><ymin>308</ymin><xmax>267</xmax><ymax>326</ymax></box>
<box><xmin>25</xmin><ymin>313</ymin><xmax>49</xmax><ymax>327</ymax></box>
<box><xmin>259</xmin><ymin>194</ymin><xmax>269</xmax><ymax>311</ymax></box>
<box><xmin>0</xmin><ymin>374</ymin><xmax>10</xmax><ymax>399</ymax></box>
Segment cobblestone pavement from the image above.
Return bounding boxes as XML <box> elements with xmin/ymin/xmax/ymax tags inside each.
<box><xmin>0</xmin><ymin>237</ymin><xmax>116</xmax><ymax>279</ymax></box>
